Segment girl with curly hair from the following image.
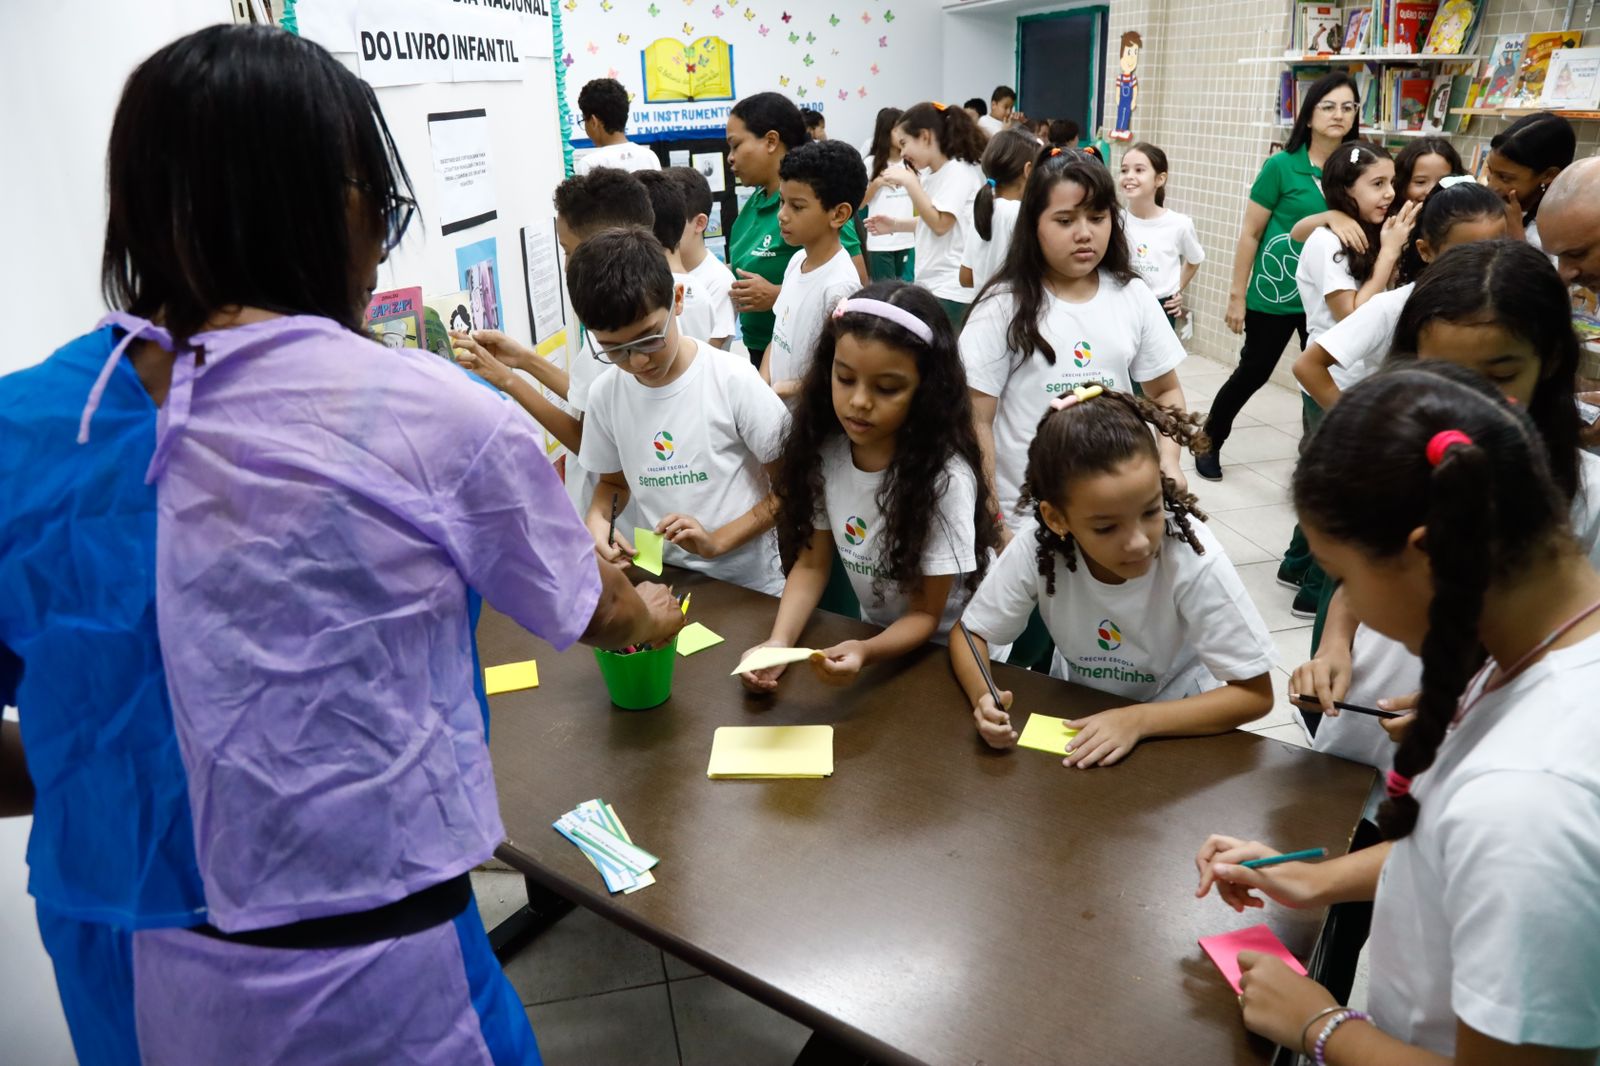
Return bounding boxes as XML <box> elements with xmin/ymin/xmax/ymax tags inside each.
<box><xmin>739</xmin><ymin>281</ymin><xmax>998</xmax><ymax>693</ymax></box>
<box><xmin>951</xmin><ymin>387</ymin><xmax>1275</xmax><ymax>767</ymax></box>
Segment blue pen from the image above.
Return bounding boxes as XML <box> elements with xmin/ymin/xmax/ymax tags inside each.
<box><xmin>1240</xmin><ymin>847</ymin><xmax>1328</xmax><ymax>869</ymax></box>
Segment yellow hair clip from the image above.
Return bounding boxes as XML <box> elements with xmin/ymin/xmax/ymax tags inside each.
<box><xmin>931</xmin><ymin>100</ymin><xmax>947</xmax><ymax>111</ymax></box>
<box><xmin>1049</xmin><ymin>384</ymin><xmax>1103</xmax><ymax>411</ymax></box>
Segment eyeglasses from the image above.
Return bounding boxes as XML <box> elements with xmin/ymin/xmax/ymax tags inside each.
<box><xmin>587</xmin><ymin>319</ymin><xmax>673</xmax><ymax>365</ymax></box>
<box><xmin>346</xmin><ymin>178</ymin><xmax>418</xmax><ymax>254</ymax></box>
<box><xmin>1315</xmin><ymin>101</ymin><xmax>1359</xmax><ymax>115</ymax></box>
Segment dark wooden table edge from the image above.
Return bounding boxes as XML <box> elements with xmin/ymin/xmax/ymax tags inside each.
<box><xmin>493</xmin><ymin>840</ymin><xmax>925</xmax><ymax>1066</ymax></box>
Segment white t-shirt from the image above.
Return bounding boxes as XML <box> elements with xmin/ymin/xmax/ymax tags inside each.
<box><xmin>1317</xmin><ymin>281</ymin><xmax>1413</xmax><ymax>391</ymax></box>
<box><xmin>977</xmin><ymin>114</ymin><xmax>1005</xmax><ymax>137</ymax></box>
<box><xmin>676</xmin><ymin>256</ymin><xmax>737</xmax><ymax>345</ymax></box>
<box><xmin>1295</xmin><ymin>226</ymin><xmax>1359</xmax><ymax>347</ymax></box>
<box><xmin>863</xmin><ymin>156</ymin><xmax>915</xmax><ymax>253</ymax></box>
<box><xmin>962</xmin><ymin>196</ymin><xmax>1021</xmax><ymax>294</ymax></box>
<box><xmin>962</xmin><ymin>518</ymin><xmax>1275</xmax><ymax>703</ymax></box>
<box><xmin>914</xmin><ymin>159</ymin><xmax>987</xmax><ymax>302</ymax></box>
<box><xmin>961</xmin><ymin>274</ymin><xmax>1189</xmax><ymax>527</ymax></box>
<box><xmin>574</xmin><ymin>140</ymin><xmax>662</xmax><ymax>175</ymax></box>
<box><xmin>1122</xmin><ymin>208</ymin><xmax>1205</xmax><ymax>300</ymax></box>
<box><xmin>579</xmin><ymin>342</ymin><xmax>789</xmax><ymax>595</ymax></box>
<box><xmin>815</xmin><ymin>437</ymin><xmax>978</xmax><ymax>635</ymax></box>
<box><xmin>1368</xmin><ymin>631</ymin><xmax>1600</xmax><ymax>1055</ymax></box>
<box><xmin>768</xmin><ymin>245</ymin><xmax>860</xmax><ymax>389</ymax></box>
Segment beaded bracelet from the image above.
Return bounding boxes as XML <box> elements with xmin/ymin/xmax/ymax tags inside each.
<box><xmin>1313</xmin><ymin>1008</ymin><xmax>1370</xmax><ymax>1066</ymax></box>
<box><xmin>1298</xmin><ymin>1005</ymin><xmax>1345</xmax><ymax>1057</ymax></box>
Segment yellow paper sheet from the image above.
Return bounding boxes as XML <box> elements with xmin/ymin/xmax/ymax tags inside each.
<box><xmin>633</xmin><ymin>528</ymin><xmax>665</xmax><ymax>576</ymax></box>
<box><xmin>728</xmin><ymin>646</ymin><xmax>819</xmax><ymax>676</ymax></box>
<box><xmin>484</xmin><ymin>659</ymin><xmax>539</xmax><ymax>695</ymax></box>
<box><xmin>1016</xmin><ymin>713</ymin><xmax>1080</xmax><ymax>756</ymax></box>
<box><xmin>707</xmin><ymin>725</ymin><xmax>834</xmax><ymax>779</ymax></box>
<box><xmin>676</xmin><ymin>622</ymin><xmax>724</xmax><ymax>657</ymax></box>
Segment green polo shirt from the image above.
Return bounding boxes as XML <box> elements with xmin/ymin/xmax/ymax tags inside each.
<box><xmin>1245</xmin><ymin>146</ymin><xmax>1327</xmax><ymax>315</ymax></box>
<box><xmin>729</xmin><ymin>185</ymin><xmax>862</xmax><ymax>351</ymax></box>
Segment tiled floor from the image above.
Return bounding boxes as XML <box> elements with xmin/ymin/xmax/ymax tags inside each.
<box><xmin>479</xmin><ymin>354</ymin><xmax>1346</xmax><ymax>1063</ymax></box>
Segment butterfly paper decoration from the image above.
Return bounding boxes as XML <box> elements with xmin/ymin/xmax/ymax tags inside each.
<box><xmin>815</xmin><ymin>76</ymin><xmax>826</xmax><ymax>87</ymax></box>
<box><xmin>870</xmin><ymin>63</ymin><xmax>879</xmax><ymax>74</ymax></box>
<box><xmin>686</xmin><ymin>62</ymin><xmax>697</xmax><ymax>72</ymax></box>
<box><xmin>607</xmin><ymin>67</ymin><xmax>619</xmax><ymax>78</ymax></box>
<box><xmin>600</xmin><ymin>0</ymin><xmax>613</xmax><ymax>10</ymax></box>
<box><xmin>562</xmin><ymin>0</ymin><xmax>576</xmax><ymax>10</ymax></box>
<box><xmin>617</xmin><ymin>32</ymin><xmax>630</xmax><ymax>43</ymax></box>
<box><xmin>757</xmin><ymin>22</ymin><xmax>769</xmax><ymax>35</ymax></box>
<box><xmin>857</xmin><ymin>86</ymin><xmax>868</xmax><ymax>98</ymax></box>
<box><xmin>878</xmin><ymin>35</ymin><xmax>888</xmax><ymax>46</ymax></box>
<box><xmin>838</xmin><ymin>89</ymin><xmax>848</xmax><ymax>100</ymax></box>
<box><xmin>587</xmin><ymin>40</ymin><xmax>599</xmax><ymax>54</ymax></box>
<box><xmin>746</xmin><ymin>9</ymin><xmax>757</xmax><ymax>20</ymax></box>
<box><xmin>884</xmin><ymin>9</ymin><xmax>895</xmax><ymax>22</ymax></box>
<box><xmin>682</xmin><ymin>21</ymin><xmax>694</xmax><ymax>33</ymax></box>
<box><xmin>788</xmin><ymin>31</ymin><xmax>798</xmax><ymax>43</ymax></box>
<box><xmin>781</xmin><ymin>11</ymin><xmax>792</xmax><ymax>21</ymax></box>
<box><xmin>802</xmin><ymin>53</ymin><xmax>814</xmax><ymax>66</ymax></box>
<box><xmin>712</xmin><ymin>4</ymin><xmax>725</xmax><ymax>16</ymax></box>
<box><xmin>562</xmin><ymin>52</ymin><xmax>575</xmax><ymax>66</ymax></box>
<box><xmin>860</xmin><ymin>11</ymin><xmax>871</xmax><ymax>23</ymax></box>
<box><xmin>828</xmin><ymin>13</ymin><xmax>840</xmax><ymax>26</ymax></box>
<box><xmin>797</xmin><ymin>87</ymin><xmax>808</xmax><ymax>97</ymax></box>
<box><xmin>648</xmin><ymin>2</ymin><xmax>660</xmax><ymax>14</ymax></box>
<box><xmin>806</xmin><ymin>31</ymin><xmax>815</xmax><ymax>43</ymax></box>
<box><xmin>779</xmin><ymin>74</ymin><xmax>790</xmax><ymax>86</ymax></box>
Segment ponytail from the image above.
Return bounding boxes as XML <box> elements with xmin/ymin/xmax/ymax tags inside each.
<box><xmin>898</xmin><ymin>101</ymin><xmax>986</xmax><ymax>164</ymax></box>
<box><xmin>974</xmin><ymin>183</ymin><xmax>997</xmax><ymax>241</ymax></box>
<box><xmin>974</xmin><ymin>128</ymin><xmax>1037</xmax><ymax>241</ymax></box>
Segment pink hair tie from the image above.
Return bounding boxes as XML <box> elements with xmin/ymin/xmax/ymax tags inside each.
<box><xmin>1049</xmin><ymin>384</ymin><xmax>1103</xmax><ymax>411</ymax></box>
<box><xmin>1425</xmin><ymin>429</ymin><xmax>1473</xmax><ymax>467</ymax></box>
<box><xmin>1385</xmin><ymin>770</ymin><xmax>1413</xmax><ymax>798</ymax></box>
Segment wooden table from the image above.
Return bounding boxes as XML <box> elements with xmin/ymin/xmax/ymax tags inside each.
<box><xmin>481</xmin><ymin>568</ymin><xmax>1375</xmax><ymax>1066</ymax></box>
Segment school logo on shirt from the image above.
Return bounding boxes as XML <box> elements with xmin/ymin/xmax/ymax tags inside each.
<box><xmin>1072</xmin><ymin>341</ymin><xmax>1093</xmax><ymax>369</ymax></box>
<box><xmin>1253</xmin><ymin>233</ymin><xmax>1302</xmax><ymax>307</ymax></box>
<box><xmin>843</xmin><ymin>516</ymin><xmax>868</xmax><ymax>545</ymax></box>
<box><xmin>753</xmin><ymin>233</ymin><xmax>778</xmax><ymax>259</ymax></box>
<box><xmin>652</xmin><ymin>431</ymin><xmax>675</xmax><ymax>462</ymax></box>
<box><xmin>1135</xmin><ymin>243</ymin><xmax>1150</xmax><ymax>257</ymax></box>
<box><xmin>1096</xmin><ymin>618</ymin><xmax>1123</xmax><ymax>651</ymax></box>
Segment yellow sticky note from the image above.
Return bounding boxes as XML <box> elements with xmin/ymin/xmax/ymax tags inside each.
<box><xmin>484</xmin><ymin>659</ymin><xmax>539</xmax><ymax>695</ymax></box>
<box><xmin>1016</xmin><ymin>713</ymin><xmax>1080</xmax><ymax>756</ymax></box>
<box><xmin>676</xmin><ymin>622</ymin><xmax>724</xmax><ymax>657</ymax></box>
<box><xmin>633</xmin><ymin>528</ymin><xmax>665</xmax><ymax>576</ymax></box>
<box><xmin>728</xmin><ymin>646</ymin><xmax>819</xmax><ymax>675</ymax></box>
<box><xmin>707</xmin><ymin>725</ymin><xmax>834</xmax><ymax>779</ymax></box>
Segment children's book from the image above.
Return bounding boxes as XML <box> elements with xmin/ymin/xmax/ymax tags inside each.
<box><xmin>423</xmin><ymin>290</ymin><xmax>474</xmax><ymax>361</ymax></box>
<box><xmin>1303</xmin><ymin>4</ymin><xmax>1345</xmax><ymax>53</ymax></box>
<box><xmin>1540</xmin><ymin>46</ymin><xmax>1600</xmax><ymax>110</ymax></box>
<box><xmin>1421</xmin><ymin>0</ymin><xmax>1478</xmax><ymax>54</ymax></box>
<box><xmin>1279</xmin><ymin>69</ymin><xmax>1298</xmax><ymax>121</ymax></box>
<box><xmin>1398</xmin><ymin>73</ymin><xmax>1434</xmax><ymax>128</ymax></box>
<box><xmin>1393</xmin><ymin>0</ymin><xmax>1439</xmax><ymax>53</ymax></box>
<box><xmin>1423</xmin><ymin>74</ymin><xmax>1455</xmax><ymax>130</ymax></box>
<box><xmin>365</xmin><ymin>287</ymin><xmax>426</xmax><ymax>351</ymax></box>
<box><xmin>1341</xmin><ymin>8</ymin><xmax>1370</xmax><ymax>52</ymax></box>
<box><xmin>1514</xmin><ymin>30</ymin><xmax>1585</xmax><ymax>104</ymax></box>
<box><xmin>1443</xmin><ymin>65</ymin><xmax>1480</xmax><ymax>133</ymax></box>
<box><xmin>1482</xmin><ymin>34</ymin><xmax>1526</xmax><ymax>107</ymax></box>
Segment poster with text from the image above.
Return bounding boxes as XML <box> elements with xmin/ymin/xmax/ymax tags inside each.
<box><xmin>354</xmin><ymin>0</ymin><xmax>526</xmax><ymax>87</ymax></box>
<box><xmin>429</xmin><ymin>109</ymin><xmax>498</xmax><ymax>235</ymax></box>
<box><xmin>521</xmin><ymin>220</ymin><xmax>567</xmax><ymax>346</ymax></box>
<box><xmin>454</xmin><ymin>238</ymin><xmax>504</xmax><ymax>332</ymax></box>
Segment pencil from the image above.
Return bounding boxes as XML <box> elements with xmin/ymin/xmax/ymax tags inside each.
<box><xmin>607</xmin><ymin>492</ymin><xmax>620</xmax><ymax>548</ymax></box>
<box><xmin>957</xmin><ymin>623</ymin><xmax>1005</xmax><ymax>712</ymax></box>
<box><xmin>1290</xmin><ymin>694</ymin><xmax>1401</xmax><ymax>719</ymax></box>
<box><xmin>1240</xmin><ymin>847</ymin><xmax>1328</xmax><ymax>869</ymax></box>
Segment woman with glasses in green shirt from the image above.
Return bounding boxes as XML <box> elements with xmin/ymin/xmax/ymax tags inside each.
<box><xmin>1198</xmin><ymin>72</ymin><xmax>1362</xmax><ymax>484</ymax></box>
<box><xmin>726</xmin><ymin>93</ymin><xmax>868</xmax><ymax>366</ymax></box>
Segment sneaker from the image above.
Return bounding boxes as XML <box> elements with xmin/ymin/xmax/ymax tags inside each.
<box><xmin>1276</xmin><ymin>561</ymin><xmax>1308</xmax><ymax>591</ymax></box>
<box><xmin>1291</xmin><ymin>584</ymin><xmax>1318</xmax><ymax>619</ymax></box>
<box><xmin>1195</xmin><ymin>449</ymin><xmax>1222</xmax><ymax>482</ymax></box>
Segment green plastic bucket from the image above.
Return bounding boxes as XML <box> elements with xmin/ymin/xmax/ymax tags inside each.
<box><xmin>593</xmin><ymin>638</ymin><xmax>679</xmax><ymax>710</ymax></box>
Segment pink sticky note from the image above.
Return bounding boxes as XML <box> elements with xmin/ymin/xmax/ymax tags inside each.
<box><xmin>1198</xmin><ymin>924</ymin><xmax>1307</xmax><ymax>993</ymax></box>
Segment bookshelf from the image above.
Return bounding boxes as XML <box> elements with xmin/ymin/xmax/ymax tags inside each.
<box><xmin>1257</xmin><ymin>119</ymin><xmax>1452</xmax><ymax>137</ymax></box>
<box><xmin>1450</xmin><ymin>107</ymin><xmax>1600</xmax><ymax>118</ymax></box>
<box><xmin>1239</xmin><ymin>53</ymin><xmax>1483</xmax><ymax>63</ymax></box>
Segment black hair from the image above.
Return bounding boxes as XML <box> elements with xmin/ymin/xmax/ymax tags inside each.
<box><xmin>663</xmin><ymin>165</ymin><xmax>713</xmax><ymax>221</ymax></box>
<box><xmin>992</xmin><ymin>85</ymin><xmax>1016</xmax><ymax>105</ymax></box>
<box><xmin>553</xmin><ymin>168</ymin><xmax>654</xmax><ymax>240</ymax></box>
<box><xmin>1396</xmin><ymin>179</ymin><xmax>1504</xmax><ymax>284</ymax></box>
<box><xmin>1285</xmin><ymin>71</ymin><xmax>1362</xmax><ymax>154</ymax></box>
<box><xmin>449</xmin><ymin>305</ymin><xmax>472</xmax><ymax>330</ymax></box>
<box><xmin>1388</xmin><ymin>239</ymin><xmax>1581</xmax><ymax>502</ymax></box>
<box><xmin>1047</xmin><ymin>119</ymin><xmax>1080</xmax><ymax>147</ymax></box>
<box><xmin>964</xmin><ymin>97</ymin><xmax>989</xmax><ymax>116</ymax></box>
<box><xmin>102</xmin><ymin>24</ymin><xmax>412</xmax><ymax>346</ymax></box>
<box><xmin>778</xmin><ymin>139</ymin><xmax>868</xmax><ymax>214</ymax></box>
<box><xmin>973</xmin><ymin>147</ymin><xmax>1138</xmax><ymax>363</ymax></box>
<box><xmin>730</xmin><ymin>92</ymin><xmax>810</xmax><ymax>151</ymax></box>
<box><xmin>801</xmin><ymin>107</ymin><xmax>826</xmax><ymax>132</ymax></box>
<box><xmin>566</xmin><ymin>227</ymin><xmax>674</xmax><ymax>331</ymax></box>
<box><xmin>1018</xmin><ymin>390</ymin><xmax>1209</xmax><ymax>592</ymax></box>
<box><xmin>635</xmin><ymin>170</ymin><xmax>687</xmax><ymax>252</ymax></box>
<box><xmin>897</xmin><ymin>102</ymin><xmax>986</xmax><ymax>164</ymax></box>
<box><xmin>577</xmin><ymin>77</ymin><xmax>631</xmax><ymax>134</ymax></box>
<box><xmin>1321</xmin><ymin>141</ymin><xmax>1393</xmax><ymax>283</ymax></box>
<box><xmin>1292</xmin><ymin>363</ymin><xmax>1570</xmax><ymax>840</ymax></box>
<box><xmin>774</xmin><ymin>280</ymin><xmax>998</xmax><ymax>599</ymax></box>
<box><xmin>973</xmin><ymin>129</ymin><xmax>1036</xmax><ymax>241</ymax></box>
<box><xmin>1124</xmin><ymin>141</ymin><xmax>1170</xmax><ymax>207</ymax></box>
<box><xmin>1391</xmin><ymin>136</ymin><xmax>1465</xmax><ymax>211</ymax></box>
<box><xmin>866</xmin><ymin>107</ymin><xmax>905</xmax><ymax>181</ymax></box>
<box><xmin>1489</xmin><ymin>111</ymin><xmax>1577</xmax><ymax>221</ymax></box>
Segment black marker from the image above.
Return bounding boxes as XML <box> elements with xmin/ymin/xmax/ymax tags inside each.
<box><xmin>1290</xmin><ymin>694</ymin><xmax>1402</xmax><ymax>719</ymax></box>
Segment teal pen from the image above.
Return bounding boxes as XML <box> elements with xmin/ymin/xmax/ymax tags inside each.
<box><xmin>1240</xmin><ymin>847</ymin><xmax>1328</xmax><ymax>869</ymax></box>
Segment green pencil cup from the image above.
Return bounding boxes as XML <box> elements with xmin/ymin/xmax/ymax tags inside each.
<box><xmin>593</xmin><ymin>638</ymin><xmax>679</xmax><ymax>710</ymax></box>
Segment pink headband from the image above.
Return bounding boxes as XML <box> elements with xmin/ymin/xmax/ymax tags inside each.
<box><xmin>831</xmin><ymin>298</ymin><xmax>934</xmax><ymax>345</ymax></box>
<box><xmin>1049</xmin><ymin>384</ymin><xmax>1103</xmax><ymax>411</ymax></box>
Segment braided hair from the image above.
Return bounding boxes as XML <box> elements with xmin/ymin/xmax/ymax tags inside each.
<box><xmin>1293</xmin><ymin>362</ymin><xmax>1570</xmax><ymax>839</ymax></box>
<box><xmin>1017</xmin><ymin>389</ymin><xmax>1209</xmax><ymax>595</ymax></box>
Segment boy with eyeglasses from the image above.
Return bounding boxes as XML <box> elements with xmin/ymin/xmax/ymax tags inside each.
<box><xmin>571</xmin><ymin>227</ymin><xmax>789</xmax><ymax>595</ymax></box>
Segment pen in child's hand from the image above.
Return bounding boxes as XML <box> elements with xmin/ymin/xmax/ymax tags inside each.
<box><xmin>1239</xmin><ymin>847</ymin><xmax>1328</xmax><ymax>869</ymax></box>
<box><xmin>957</xmin><ymin>624</ymin><xmax>1006</xmax><ymax>718</ymax></box>
<box><xmin>606</xmin><ymin>492</ymin><xmax>619</xmax><ymax>548</ymax></box>
<box><xmin>1290</xmin><ymin>693</ymin><xmax>1401</xmax><ymax>719</ymax></box>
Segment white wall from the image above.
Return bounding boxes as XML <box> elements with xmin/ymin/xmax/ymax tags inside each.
<box><xmin>941</xmin><ymin>10</ymin><xmax>1017</xmax><ymax>108</ymax></box>
<box><xmin>562</xmin><ymin>0</ymin><xmax>944</xmax><ymax>151</ymax></box>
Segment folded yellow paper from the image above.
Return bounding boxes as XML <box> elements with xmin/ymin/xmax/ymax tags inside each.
<box><xmin>484</xmin><ymin>659</ymin><xmax>539</xmax><ymax>695</ymax></box>
<box><xmin>728</xmin><ymin>646</ymin><xmax>819</xmax><ymax>675</ymax></box>
<box><xmin>707</xmin><ymin>725</ymin><xmax>834</xmax><ymax>778</ymax></box>
<box><xmin>1016</xmin><ymin>712</ymin><xmax>1081</xmax><ymax>756</ymax></box>
<box><xmin>676</xmin><ymin>622</ymin><xmax>724</xmax><ymax>657</ymax></box>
